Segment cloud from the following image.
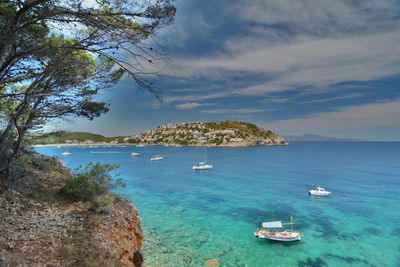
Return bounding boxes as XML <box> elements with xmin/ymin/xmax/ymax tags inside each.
<box><xmin>164</xmin><ymin>91</ymin><xmax>233</xmax><ymax>103</ymax></box>
<box><xmin>237</xmin><ymin>0</ymin><xmax>399</xmax><ymax>36</ymax></box>
<box><xmin>201</xmin><ymin>108</ymin><xmax>272</xmax><ymax>114</ymax></box>
<box><xmin>263</xmin><ymin>100</ymin><xmax>400</xmax><ymax>132</ymax></box>
<box><xmin>156</xmin><ymin>0</ymin><xmax>400</xmax><ymax>104</ymax></box>
<box><xmin>175</xmin><ymin>102</ymin><xmax>214</xmax><ymax>109</ymax></box>
<box><xmin>201</xmin><ymin>109</ymin><xmax>231</xmax><ymax>114</ymax></box>
<box><xmin>298</xmin><ymin>93</ymin><xmax>365</xmax><ymax>104</ymax></box>
<box><xmin>167</xmin><ymin>31</ymin><xmax>400</xmax><ymax>95</ymax></box>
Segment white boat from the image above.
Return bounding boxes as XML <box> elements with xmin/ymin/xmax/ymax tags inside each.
<box><xmin>193</xmin><ymin>147</ymin><xmax>213</xmax><ymax>170</ymax></box>
<box><xmin>193</xmin><ymin>162</ymin><xmax>213</xmax><ymax>170</ymax></box>
<box><xmin>56</xmin><ymin>145</ymin><xmax>61</xmax><ymax>148</ymax></box>
<box><xmin>254</xmin><ymin>217</ymin><xmax>302</xmax><ymax>242</ymax></box>
<box><xmin>309</xmin><ymin>186</ymin><xmax>331</xmax><ymax>196</ymax></box>
<box><xmin>131</xmin><ymin>152</ymin><xmax>140</xmax><ymax>156</ymax></box>
<box><xmin>62</xmin><ymin>152</ymin><xmax>71</xmax><ymax>156</ymax></box>
<box><xmin>151</xmin><ymin>155</ymin><xmax>163</xmax><ymax>161</ymax></box>
<box><xmin>137</xmin><ymin>144</ymin><xmax>145</xmax><ymax>147</ymax></box>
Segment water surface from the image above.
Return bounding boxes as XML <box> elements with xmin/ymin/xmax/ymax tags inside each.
<box><xmin>35</xmin><ymin>142</ymin><xmax>400</xmax><ymax>266</ymax></box>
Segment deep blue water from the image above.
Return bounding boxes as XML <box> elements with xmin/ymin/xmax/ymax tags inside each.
<box><xmin>35</xmin><ymin>142</ymin><xmax>400</xmax><ymax>266</ymax></box>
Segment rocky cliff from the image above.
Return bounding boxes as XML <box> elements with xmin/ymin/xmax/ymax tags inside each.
<box><xmin>0</xmin><ymin>153</ymin><xmax>143</xmax><ymax>266</ymax></box>
<box><xmin>129</xmin><ymin>120</ymin><xmax>287</xmax><ymax>147</ymax></box>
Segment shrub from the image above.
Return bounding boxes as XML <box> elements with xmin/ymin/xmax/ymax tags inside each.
<box><xmin>60</xmin><ymin>162</ymin><xmax>125</xmax><ymax>210</ymax></box>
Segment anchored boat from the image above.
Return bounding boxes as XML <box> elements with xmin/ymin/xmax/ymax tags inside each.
<box><xmin>309</xmin><ymin>186</ymin><xmax>331</xmax><ymax>196</ymax></box>
<box><xmin>131</xmin><ymin>152</ymin><xmax>140</xmax><ymax>156</ymax></box>
<box><xmin>151</xmin><ymin>155</ymin><xmax>163</xmax><ymax>161</ymax></box>
<box><xmin>193</xmin><ymin>147</ymin><xmax>213</xmax><ymax>170</ymax></box>
<box><xmin>254</xmin><ymin>217</ymin><xmax>302</xmax><ymax>241</ymax></box>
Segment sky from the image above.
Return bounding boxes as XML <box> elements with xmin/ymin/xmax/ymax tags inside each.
<box><xmin>50</xmin><ymin>0</ymin><xmax>400</xmax><ymax>141</ymax></box>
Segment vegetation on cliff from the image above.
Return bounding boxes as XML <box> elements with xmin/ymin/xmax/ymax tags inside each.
<box><xmin>30</xmin><ymin>121</ymin><xmax>286</xmax><ymax>147</ymax></box>
<box><xmin>129</xmin><ymin>120</ymin><xmax>286</xmax><ymax>146</ymax></box>
<box><xmin>60</xmin><ymin>162</ymin><xmax>126</xmax><ymax>211</ymax></box>
<box><xmin>0</xmin><ymin>152</ymin><xmax>143</xmax><ymax>266</ymax></box>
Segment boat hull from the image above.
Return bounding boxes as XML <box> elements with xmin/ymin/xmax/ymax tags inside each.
<box><xmin>309</xmin><ymin>190</ymin><xmax>331</xmax><ymax>196</ymax></box>
<box><xmin>193</xmin><ymin>164</ymin><xmax>213</xmax><ymax>170</ymax></box>
<box><xmin>260</xmin><ymin>235</ymin><xmax>301</xmax><ymax>241</ymax></box>
<box><xmin>254</xmin><ymin>230</ymin><xmax>301</xmax><ymax>242</ymax></box>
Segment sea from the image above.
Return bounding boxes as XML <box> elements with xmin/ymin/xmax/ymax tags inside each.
<box><xmin>35</xmin><ymin>142</ymin><xmax>400</xmax><ymax>267</ymax></box>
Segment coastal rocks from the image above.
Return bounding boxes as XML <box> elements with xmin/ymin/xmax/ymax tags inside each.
<box><xmin>0</xmin><ymin>189</ymin><xmax>80</xmax><ymax>266</ymax></box>
<box><xmin>0</xmin><ymin>188</ymin><xmax>144</xmax><ymax>267</ymax></box>
<box><xmin>81</xmin><ymin>199</ymin><xmax>144</xmax><ymax>266</ymax></box>
<box><xmin>1</xmin><ymin>153</ymin><xmax>144</xmax><ymax>267</ymax></box>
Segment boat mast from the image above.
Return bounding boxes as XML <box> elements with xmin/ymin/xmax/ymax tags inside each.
<box><xmin>204</xmin><ymin>146</ymin><xmax>207</xmax><ymax>163</ymax></box>
<box><xmin>291</xmin><ymin>216</ymin><xmax>294</xmax><ymax>232</ymax></box>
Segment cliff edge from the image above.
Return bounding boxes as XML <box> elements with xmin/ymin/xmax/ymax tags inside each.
<box><xmin>0</xmin><ymin>153</ymin><xmax>143</xmax><ymax>266</ymax></box>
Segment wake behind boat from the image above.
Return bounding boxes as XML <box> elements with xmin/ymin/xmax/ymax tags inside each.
<box><xmin>254</xmin><ymin>217</ymin><xmax>302</xmax><ymax>242</ymax></box>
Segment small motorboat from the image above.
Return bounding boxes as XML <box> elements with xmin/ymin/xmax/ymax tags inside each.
<box><xmin>131</xmin><ymin>152</ymin><xmax>140</xmax><ymax>156</ymax></box>
<box><xmin>62</xmin><ymin>152</ymin><xmax>71</xmax><ymax>156</ymax></box>
<box><xmin>193</xmin><ymin>162</ymin><xmax>213</xmax><ymax>170</ymax></box>
<box><xmin>254</xmin><ymin>217</ymin><xmax>302</xmax><ymax>242</ymax></box>
<box><xmin>151</xmin><ymin>155</ymin><xmax>163</xmax><ymax>161</ymax></box>
<box><xmin>309</xmin><ymin>186</ymin><xmax>331</xmax><ymax>196</ymax></box>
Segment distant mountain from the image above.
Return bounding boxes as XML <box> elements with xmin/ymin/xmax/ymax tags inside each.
<box><xmin>284</xmin><ymin>134</ymin><xmax>363</xmax><ymax>142</ymax></box>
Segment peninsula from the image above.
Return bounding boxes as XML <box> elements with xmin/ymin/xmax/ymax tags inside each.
<box><xmin>30</xmin><ymin>121</ymin><xmax>287</xmax><ymax>147</ymax></box>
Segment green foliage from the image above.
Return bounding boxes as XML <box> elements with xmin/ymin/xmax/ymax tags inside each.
<box><xmin>29</xmin><ymin>131</ymin><xmax>107</xmax><ymax>144</ymax></box>
<box><xmin>60</xmin><ymin>163</ymin><xmax>125</xmax><ymax>210</ymax></box>
<box><xmin>174</xmin><ymin>139</ymin><xmax>189</xmax><ymax>145</ymax></box>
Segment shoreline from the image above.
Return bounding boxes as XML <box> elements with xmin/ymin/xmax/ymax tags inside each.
<box><xmin>31</xmin><ymin>142</ymin><xmax>289</xmax><ymax>148</ymax></box>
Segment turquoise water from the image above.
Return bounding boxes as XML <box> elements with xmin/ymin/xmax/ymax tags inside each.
<box><xmin>35</xmin><ymin>142</ymin><xmax>400</xmax><ymax>266</ymax></box>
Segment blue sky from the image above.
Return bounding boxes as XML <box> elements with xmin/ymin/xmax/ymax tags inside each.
<box><xmin>51</xmin><ymin>0</ymin><xmax>400</xmax><ymax>141</ymax></box>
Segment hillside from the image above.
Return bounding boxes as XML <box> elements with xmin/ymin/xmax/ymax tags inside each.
<box><xmin>128</xmin><ymin>121</ymin><xmax>287</xmax><ymax>147</ymax></box>
<box><xmin>29</xmin><ymin>131</ymin><xmax>125</xmax><ymax>145</ymax></box>
<box><xmin>30</xmin><ymin>121</ymin><xmax>287</xmax><ymax>147</ymax></box>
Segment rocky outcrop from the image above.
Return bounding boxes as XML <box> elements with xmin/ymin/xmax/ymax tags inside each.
<box><xmin>129</xmin><ymin>120</ymin><xmax>288</xmax><ymax>147</ymax></box>
<box><xmin>0</xmin><ymin>153</ymin><xmax>144</xmax><ymax>266</ymax></box>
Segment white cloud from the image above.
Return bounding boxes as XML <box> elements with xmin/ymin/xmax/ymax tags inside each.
<box><xmin>157</xmin><ymin>0</ymin><xmax>400</xmax><ymax>103</ymax></box>
<box><xmin>166</xmin><ymin>31</ymin><xmax>400</xmax><ymax>97</ymax></box>
<box><xmin>201</xmin><ymin>109</ymin><xmax>231</xmax><ymax>114</ymax></box>
<box><xmin>236</xmin><ymin>108</ymin><xmax>273</xmax><ymax>114</ymax></box>
<box><xmin>298</xmin><ymin>93</ymin><xmax>365</xmax><ymax>104</ymax></box>
<box><xmin>201</xmin><ymin>108</ymin><xmax>272</xmax><ymax>114</ymax></box>
<box><xmin>165</xmin><ymin>91</ymin><xmax>233</xmax><ymax>103</ymax></box>
<box><xmin>175</xmin><ymin>102</ymin><xmax>214</xmax><ymax>109</ymax></box>
<box><xmin>263</xmin><ymin>100</ymin><xmax>400</xmax><ymax>133</ymax></box>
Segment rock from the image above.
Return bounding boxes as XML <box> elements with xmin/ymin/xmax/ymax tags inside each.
<box><xmin>7</xmin><ymin>242</ymin><xmax>14</xmax><ymax>250</ymax></box>
<box><xmin>204</xmin><ymin>259</ymin><xmax>220</xmax><ymax>267</ymax></box>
